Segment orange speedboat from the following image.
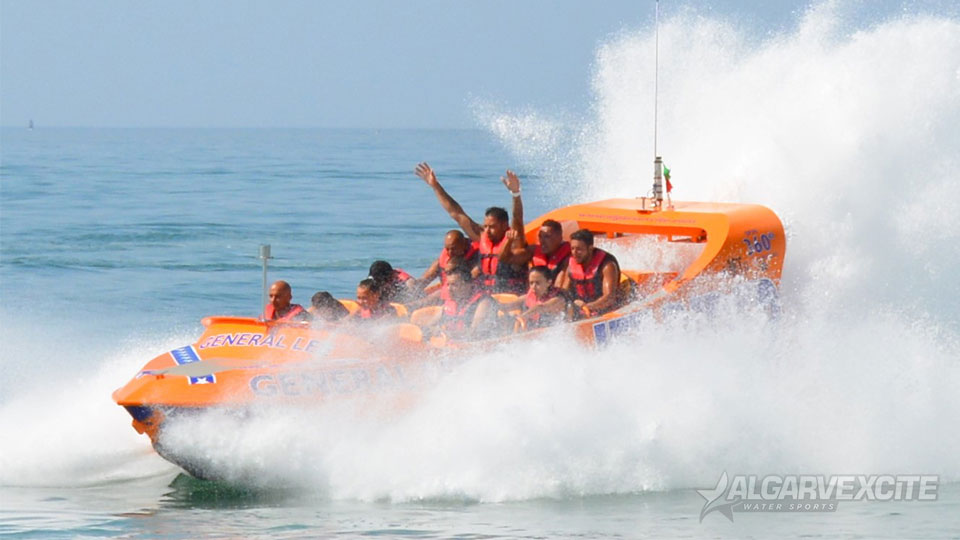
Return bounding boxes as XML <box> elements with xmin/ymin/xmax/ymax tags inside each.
<box><xmin>114</xmin><ymin>165</ymin><xmax>785</xmax><ymax>478</ymax></box>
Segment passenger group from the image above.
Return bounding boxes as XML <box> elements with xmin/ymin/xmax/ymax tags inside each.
<box><xmin>261</xmin><ymin>162</ymin><xmax>627</xmax><ymax>340</ymax></box>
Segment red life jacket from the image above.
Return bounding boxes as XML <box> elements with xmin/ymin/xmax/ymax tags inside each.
<box><xmin>523</xmin><ymin>286</ymin><xmax>561</xmax><ymax>328</ymax></box>
<box><xmin>393</xmin><ymin>268</ymin><xmax>413</xmax><ymax>283</ymax></box>
<box><xmin>531</xmin><ymin>241</ymin><xmax>571</xmax><ymax>280</ymax></box>
<box><xmin>479</xmin><ymin>231</ymin><xmax>527</xmax><ymax>294</ymax></box>
<box><xmin>262</xmin><ymin>303</ymin><xmax>306</xmax><ymax>321</ymax></box>
<box><xmin>567</xmin><ymin>248</ymin><xmax>618</xmax><ymax>306</ymax></box>
<box><xmin>437</xmin><ymin>242</ymin><xmax>480</xmax><ymax>286</ymax></box>
<box><xmin>379</xmin><ymin>268</ymin><xmax>414</xmax><ymax>303</ymax></box>
<box><xmin>358</xmin><ymin>303</ymin><xmax>394</xmax><ymax>320</ymax></box>
<box><xmin>441</xmin><ymin>289</ymin><xmax>488</xmax><ymax>333</ymax></box>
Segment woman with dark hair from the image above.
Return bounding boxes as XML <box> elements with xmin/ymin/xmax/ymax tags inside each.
<box><xmin>368</xmin><ymin>260</ymin><xmax>417</xmax><ymax>303</ymax></box>
<box><xmin>503</xmin><ymin>266</ymin><xmax>566</xmax><ymax>329</ymax></box>
<box><xmin>351</xmin><ymin>277</ymin><xmax>397</xmax><ymax>320</ymax></box>
<box><xmin>308</xmin><ymin>291</ymin><xmax>349</xmax><ymax>322</ymax></box>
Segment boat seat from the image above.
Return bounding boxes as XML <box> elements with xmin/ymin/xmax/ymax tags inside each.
<box><xmin>390</xmin><ymin>302</ymin><xmax>409</xmax><ymax>318</ymax></box>
<box><xmin>618</xmin><ymin>273</ymin><xmax>636</xmax><ymax>299</ymax></box>
<box><xmin>491</xmin><ymin>294</ymin><xmax>522</xmax><ymax>331</ymax></box>
<box><xmin>389</xmin><ymin>323</ymin><xmax>423</xmax><ymax>343</ymax></box>
<box><xmin>491</xmin><ymin>293</ymin><xmax>520</xmax><ymax>304</ymax></box>
<box><xmin>339</xmin><ymin>299</ymin><xmax>408</xmax><ymax>319</ymax></box>
<box><xmin>620</xmin><ymin>270</ymin><xmax>644</xmax><ymax>284</ymax></box>
<box><xmin>410</xmin><ymin>305</ymin><xmax>443</xmax><ymax>327</ymax></box>
<box><xmin>338</xmin><ymin>299</ymin><xmax>360</xmax><ymax>315</ymax></box>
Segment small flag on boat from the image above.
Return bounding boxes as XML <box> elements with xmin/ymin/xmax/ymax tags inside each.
<box><xmin>664</xmin><ymin>165</ymin><xmax>673</xmax><ymax>193</ymax></box>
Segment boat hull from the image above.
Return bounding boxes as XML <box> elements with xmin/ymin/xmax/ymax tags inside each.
<box><xmin>113</xmin><ymin>198</ymin><xmax>787</xmax><ymax>477</ymax></box>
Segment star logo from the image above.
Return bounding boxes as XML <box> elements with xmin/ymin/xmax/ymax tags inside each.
<box><xmin>697</xmin><ymin>471</ymin><xmax>741</xmax><ymax>522</ymax></box>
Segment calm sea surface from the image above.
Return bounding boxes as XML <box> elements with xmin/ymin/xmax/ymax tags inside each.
<box><xmin>1</xmin><ymin>128</ymin><xmax>958</xmax><ymax>539</ymax></box>
<box><xmin>0</xmin><ymin>127</ymin><xmax>546</xmax><ymax>329</ymax></box>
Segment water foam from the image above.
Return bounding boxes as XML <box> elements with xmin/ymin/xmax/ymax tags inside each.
<box><xmin>456</xmin><ymin>0</ymin><xmax>960</xmax><ymax>500</ymax></box>
<box><xmin>151</xmin><ymin>288</ymin><xmax>958</xmax><ymax>502</ymax></box>
<box><xmin>0</xmin><ymin>320</ymin><xmax>182</xmax><ymax>487</ymax></box>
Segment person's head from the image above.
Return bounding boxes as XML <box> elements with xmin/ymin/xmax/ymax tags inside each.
<box><xmin>538</xmin><ymin>219</ymin><xmax>564</xmax><ymax>255</ymax></box>
<box><xmin>269</xmin><ymin>280</ymin><xmax>292</xmax><ymax>311</ymax></box>
<box><xmin>368</xmin><ymin>260</ymin><xmax>395</xmax><ymax>284</ymax></box>
<box><xmin>443</xmin><ymin>256</ymin><xmax>468</xmax><ymax>275</ymax></box>
<box><xmin>443</xmin><ymin>230</ymin><xmax>470</xmax><ymax>258</ymax></box>
<box><xmin>482</xmin><ymin>206</ymin><xmax>509</xmax><ymax>243</ymax></box>
<box><xmin>569</xmin><ymin>229</ymin><xmax>595</xmax><ymax>264</ymax></box>
<box><xmin>310</xmin><ymin>291</ymin><xmax>349</xmax><ymax>322</ymax></box>
<box><xmin>445</xmin><ymin>267</ymin><xmax>475</xmax><ymax>301</ymax></box>
<box><xmin>528</xmin><ymin>266</ymin><xmax>553</xmax><ymax>298</ymax></box>
<box><xmin>356</xmin><ymin>278</ymin><xmax>382</xmax><ymax>311</ymax></box>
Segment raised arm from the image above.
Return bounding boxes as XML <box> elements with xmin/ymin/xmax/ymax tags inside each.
<box><xmin>500</xmin><ymin>170</ymin><xmax>533</xmax><ymax>264</ymax></box>
<box><xmin>502</xmin><ymin>170</ymin><xmax>525</xmax><ymax>236</ymax></box>
<box><xmin>415</xmin><ymin>162</ymin><xmax>483</xmax><ymax>241</ymax></box>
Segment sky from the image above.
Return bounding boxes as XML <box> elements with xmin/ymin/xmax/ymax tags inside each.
<box><xmin>0</xmin><ymin>0</ymin><xmax>941</xmax><ymax>128</ymax></box>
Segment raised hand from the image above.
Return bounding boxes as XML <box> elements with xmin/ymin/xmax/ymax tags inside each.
<box><xmin>501</xmin><ymin>170</ymin><xmax>521</xmax><ymax>193</ymax></box>
<box><xmin>415</xmin><ymin>162</ymin><xmax>439</xmax><ymax>187</ymax></box>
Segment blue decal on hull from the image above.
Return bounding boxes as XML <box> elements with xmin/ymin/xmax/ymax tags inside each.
<box><xmin>169</xmin><ymin>345</ymin><xmax>217</xmax><ymax>385</ymax></box>
<box><xmin>170</xmin><ymin>346</ymin><xmax>200</xmax><ymax>365</ymax></box>
<box><xmin>593</xmin><ymin>322</ymin><xmax>608</xmax><ymax>344</ymax></box>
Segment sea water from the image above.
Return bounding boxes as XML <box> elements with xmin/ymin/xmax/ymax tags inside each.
<box><xmin>2</xmin><ymin>3</ymin><xmax>960</xmax><ymax>538</ymax></box>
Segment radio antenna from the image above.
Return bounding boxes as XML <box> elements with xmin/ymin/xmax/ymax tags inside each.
<box><xmin>651</xmin><ymin>0</ymin><xmax>664</xmax><ymax>208</ymax></box>
<box><xmin>653</xmin><ymin>0</ymin><xmax>660</xmax><ymax>158</ymax></box>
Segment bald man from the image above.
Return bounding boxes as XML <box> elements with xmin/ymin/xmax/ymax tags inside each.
<box><xmin>261</xmin><ymin>280</ymin><xmax>310</xmax><ymax>321</ymax></box>
<box><xmin>417</xmin><ymin>229</ymin><xmax>480</xmax><ymax>291</ymax></box>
